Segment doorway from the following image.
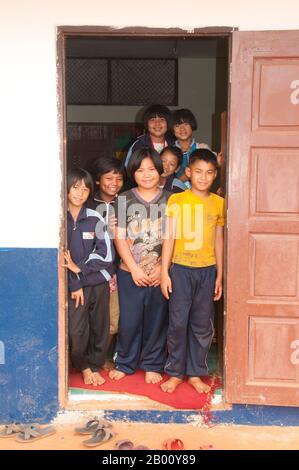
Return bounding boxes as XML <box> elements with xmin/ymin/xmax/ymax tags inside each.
<box><xmin>57</xmin><ymin>28</ymin><xmax>230</xmax><ymax>410</ymax></box>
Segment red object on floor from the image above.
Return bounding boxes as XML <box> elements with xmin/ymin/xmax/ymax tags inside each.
<box><xmin>69</xmin><ymin>370</ymin><xmax>221</xmax><ymax>410</ymax></box>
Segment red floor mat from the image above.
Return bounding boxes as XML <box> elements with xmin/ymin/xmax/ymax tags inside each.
<box><xmin>69</xmin><ymin>369</ymin><xmax>221</xmax><ymax>410</ymax></box>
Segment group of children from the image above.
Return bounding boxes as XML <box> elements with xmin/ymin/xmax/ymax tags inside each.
<box><xmin>64</xmin><ymin>105</ymin><xmax>224</xmax><ymax>394</ymax></box>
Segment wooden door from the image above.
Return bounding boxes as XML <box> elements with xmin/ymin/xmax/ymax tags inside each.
<box><xmin>225</xmin><ymin>31</ymin><xmax>299</xmax><ymax>406</ymax></box>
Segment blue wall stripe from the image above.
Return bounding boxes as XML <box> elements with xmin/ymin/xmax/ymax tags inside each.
<box><xmin>104</xmin><ymin>405</ymin><xmax>299</xmax><ymax>426</ymax></box>
<box><xmin>0</xmin><ymin>248</ymin><xmax>59</xmax><ymax>422</ymax></box>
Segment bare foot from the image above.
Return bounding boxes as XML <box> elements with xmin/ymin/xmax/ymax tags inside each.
<box><xmin>92</xmin><ymin>371</ymin><xmax>106</xmax><ymax>386</ymax></box>
<box><xmin>188</xmin><ymin>377</ymin><xmax>211</xmax><ymax>393</ymax></box>
<box><xmin>102</xmin><ymin>360</ymin><xmax>114</xmax><ymax>371</ymax></box>
<box><xmin>82</xmin><ymin>368</ymin><xmax>95</xmax><ymax>385</ymax></box>
<box><xmin>109</xmin><ymin>369</ymin><xmax>126</xmax><ymax>380</ymax></box>
<box><xmin>160</xmin><ymin>377</ymin><xmax>183</xmax><ymax>393</ymax></box>
<box><xmin>145</xmin><ymin>371</ymin><xmax>163</xmax><ymax>384</ymax></box>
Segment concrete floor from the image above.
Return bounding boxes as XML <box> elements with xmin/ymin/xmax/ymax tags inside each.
<box><xmin>1</xmin><ymin>421</ymin><xmax>299</xmax><ymax>450</ymax></box>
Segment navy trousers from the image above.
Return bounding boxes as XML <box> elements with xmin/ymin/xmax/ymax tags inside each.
<box><xmin>165</xmin><ymin>264</ymin><xmax>216</xmax><ymax>378</ymax></box>
<box><xmin>68</xmin><ymin>283</ymin><xmax>110</xmax><ymax>372</ymax></box>
<box><xmin>114</xmin><ymin>269</ymin><xmax>169</xmax><ymax>374</ymax></box>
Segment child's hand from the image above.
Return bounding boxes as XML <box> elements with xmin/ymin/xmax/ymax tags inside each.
<box><xmin>131</xmin><ymin>266</ymin><xmax>151</xmax><ymax>287</ymax></box>
<box><xmin>71</xmin><ymin>288</ymin><xmax>84</xmax><ymax>308</ymax></box>
<box><xmin>214</xmin><ymin>277</ymin><xmax>223</xmax><ymax>301</ymax></box>
<box><xmin>161</xmin><ymin>273</ymin><xmax>172</xmax><ymax>299</ymax></box>
<box><xmin>108</xmin><ymin>216</ymin><xmax>117</xmax><ymax>238</ymax></box>
<box><xmin>62</xmin><ymin>250</ymin><xmax>80</xmax><ymax>274</ymax></box>
<box><xmin>148</xmin><ymin>264</ymin><xmax>161</xmax><ymax>287</ymax></box>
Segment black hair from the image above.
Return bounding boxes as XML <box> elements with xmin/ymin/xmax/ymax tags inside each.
<box><xmin>160</xmin><ymin>145</ymin><xmax>183</xmax><ymax>168</ymax></box>
<box><xmin>189</xmin><ymin>148</ymin><xmax>218</xmax><ymax>168</ymax></box>
<box><xmin>67</xmin><ymin>168</ymin><xmax>94</xmax><ymax>194</ymax></box>
<box><xmin>172</xmin><ymin>108</ymin><xmax>197</xmax><ymax>131</ymax></box>
<box><xmin>126</xmin><ymin>147</ymin><xmax>164</xmax><ymax>182</ymax></box>
<box><xmin>91</xmin><ymin>157</ymin><xmax>125</xmax><ymax>182</ymax></box>
<box><xmin>143</xmin><ymin>104</ymin><xmax>171</xmax><ymax>131</ymax></box>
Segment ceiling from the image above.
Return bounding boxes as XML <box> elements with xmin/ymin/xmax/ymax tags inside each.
<box><xmin>66</xmin><ymin>37</ymin><xmax>228</xmax><ymax>59</ymax></box>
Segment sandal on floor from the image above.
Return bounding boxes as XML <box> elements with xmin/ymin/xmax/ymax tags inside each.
<box><xmin>114</xmin><ymin>439</ymin><xmax>134</xmax><ymax>450</ymax></box>
<box><xmin>133</xmin><ymin>444</ymin><xmax>151</xmax><ymax>450</ymax></box>
<box><xmin>83</xmin><ymin>427</ymin><xmax>115</xmax><ymax>448</ymax></box>
<box><xmin>15</xmin><ymin>424</ymin><xmax>56</xmax><ymax>443</ymax></box>
<box><xmin>75</xmin><ymin>417</ymin><xmax>112</xmax><ymax>435</ymax></box>
<box><xmin>162</xmin><ymin>438</ymin><xmax>184</xmax><ymax>450</ymax></box>
<box><xmin>0</xmin><ymin>423</ymin><xmax>24</xmax><ymax>438</ymax></box>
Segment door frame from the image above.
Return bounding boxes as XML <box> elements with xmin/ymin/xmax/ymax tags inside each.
<box><xmin>56</xmin><ymin>25</ymin><xmax>234</xmax><ymax>409</ymax></box>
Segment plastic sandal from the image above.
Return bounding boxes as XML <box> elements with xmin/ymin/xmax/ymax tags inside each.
<box><xmin>15</xmin><ymin>424</ymin><xmax>56</xmax><ymax>443</ymax></box>
<box><xmin>162</xmin><ymin>438</ymin><xmax>184</xmax><ymax>450</ymax></box>
<box><xmin>114</xmin><ymin>439</ymin><xmax>134</xmax><ymax>450</ymax></box>
<box><xmin>75</xmin><ymin>417</ymin><xmax>112</xmax><ymax>435</ymax></box>
<box><xmin>83</xmin><ymin>427</ymin><xmax>115</xmax><ymax>448</ymax></box>
<box><xmin>0</xmin><ymin>423</ymin><xmax>24</xmax><ymax>438</ymax></box>
<box><xmin>133</xmin><ymin>444</ymin><xmax>151</xmax><ymax>450</ymax></box>
<box><xmin>199</xmin><ymin>444</ymin><xmax>216</xmax><ymax>450</ymax></box>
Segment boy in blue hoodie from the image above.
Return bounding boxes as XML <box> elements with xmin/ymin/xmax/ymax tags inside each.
<box><xmin>63</xmin><ymin>168</ymin><xmax>114</xmax><ymax>386</ymax></box>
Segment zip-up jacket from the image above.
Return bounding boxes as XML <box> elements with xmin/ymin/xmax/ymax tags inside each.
<box><xmin>124</xmin><ymin>132</ymin><xmax>175</xmax><ymax>168</ymax></box>
<box><xmin>67</xmin><ymin>206</ymin><xmax>115</xmax><ymax>292</ymax></box>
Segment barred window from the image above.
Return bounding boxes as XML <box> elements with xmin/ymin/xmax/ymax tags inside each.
<box><xmin>66</xmin><ymin>58</ymin><xmax>108</xmax><ymax>104</ymax></box>
<box><xmin>66</xmin><ymin>58</ymin><xmax>177</xmax><ymax>105</ymax></box>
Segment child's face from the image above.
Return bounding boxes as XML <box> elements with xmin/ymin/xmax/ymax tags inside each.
<box><xmin>68</xmin><ymin>179</ymin><xmax>90</xmax><ymax>207</ymax></box>
<box><xmin>161</xmin><ymin>150</ymin><xmax>179</xmax><ymax>177</ymax></box>
<box><xmin>134</xmin><ymin>157</ymin><xmax>160</xmax><ymax>190</ymax></box>
<box><xmin>173</xmin><ymin>122</ymin><xmax>193</xmax><ymax>142</ymax></box>
<box><xmin>97</xmin><ymin>171</ymin><xmax>123</xmax><ymax>199</ymax></box>
<box><xmin>185</xmin><ymin>160</ymin><xmax>217</xmax><ymax>193</ymax></box>
<box><xmin>147</xmin><ymin>116</ymin><xmax>167</xmax><ymax>139</ymax></box>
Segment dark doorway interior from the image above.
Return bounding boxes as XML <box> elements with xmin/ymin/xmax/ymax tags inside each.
<box><xmin>64</xmin><ymin>35</ymin><xmax>229</xmax><ymax>406</ymax></box>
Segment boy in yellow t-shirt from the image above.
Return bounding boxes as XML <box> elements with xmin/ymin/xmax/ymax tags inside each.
<box><xmin>161</xmin><ymin>148</ymin><xmax>224</xmax><ymax>394</ymax></box>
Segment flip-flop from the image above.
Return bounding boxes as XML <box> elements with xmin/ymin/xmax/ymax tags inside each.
<box><xmin>15</xmin><ymin>424</ymin><xmax>56</xmax><ymax>443</ymax></box>
<box><xmin>199</xmin><ymin>444</ymin><xmax>216</xmax><ymax>450</ymax></box>
<box><xmin>75</xmin><ymin>417</ymin><xmax>112</xmax><ymax>435</ymax></box>
<box><xmin>162</xmin><ymin>438</ymin><xmax>184</xmax><ymax>450</ymax></box>
<box><xmin>83</xmin><ymin>427</ymin><xmax>115</xmax><ymax>448</ymax></box>
<box><xmin>114</xmin><ymin>439</ymin><xmax>134</xmax><ymax>450</ymax></box>
<box><xmin>0</xmin><ymin>423</ymin><xmax>24</xmax><ymax>438</ymax></box>
<box><xmin>133</xmin><ymin>444</ymin><xmax>151</xmax><ymax>450</ymax></box>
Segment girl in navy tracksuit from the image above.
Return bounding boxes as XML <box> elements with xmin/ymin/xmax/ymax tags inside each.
<box><xmin>63</xmin><ymin>168</ymin><xmax>114</xmax><ymax>387</ymax></box>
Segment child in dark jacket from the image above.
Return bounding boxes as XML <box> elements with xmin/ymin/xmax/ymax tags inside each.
<box><xmin>87</xmin><ymin>157</ymin><xmax>125</xmax><ymax>369</ymax></box>
<box><xmin>63</xmin><ymin>168</ymin><xmax>115</xmax><ymax>386</ymax></box>
<box><xmin>159</xmin><ymin>146</ymin><xmax>185</xmax><ymax>193</ymax></box>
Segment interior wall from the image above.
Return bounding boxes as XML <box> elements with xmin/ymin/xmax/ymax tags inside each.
<box><xmin>67</xmin><ymin>56</ymin><xmax>218</xmax><ymax>147</ymax></box>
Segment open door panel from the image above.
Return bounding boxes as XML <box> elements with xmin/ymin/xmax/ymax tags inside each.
<box><xmin>225</xmin><ymin>30</ymin><xmax>299</xmax><ymax>406</ymax></box>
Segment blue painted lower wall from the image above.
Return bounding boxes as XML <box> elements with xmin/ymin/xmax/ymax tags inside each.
<box><xmin>104</xmin><ymin>405</ymin><xmax>299</xmax><ymax>426</ymax></box>
<box><xmin>0</xmin><ymin>248</ymin><xmax>298</xmax><ymax>426</ymax></box>
<box><xmin>0</xmin><ymin>248</ymin><xmax>58</xmax><ymax>423</ymax></box>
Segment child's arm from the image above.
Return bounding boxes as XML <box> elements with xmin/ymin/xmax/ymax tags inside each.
<box><xmin>161</xmin><ymin>215</ymin><xmax>176</xmax><ymax>299</ymax></box>
<box><xmin>63</xmin><ymin>250</ymin><xmax>80</xmax><ymax>274</ymax></box>
<box><xmin>76</xmin><ymin>219</ymin><xmax>114</xmax><ymax>277</ymax></box>
<box><xmin>114</xmin><ymin>226</ymin><xmax>150</xmax><ymax>287</ymax></box>
<box><xmin>214</xmin><ymin>225</ymin><xmax>224</xmax><ymax>300</ymax></box>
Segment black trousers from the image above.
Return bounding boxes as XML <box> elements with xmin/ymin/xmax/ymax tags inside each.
<box><xmin>68</xmin><ymin>283</ymin><xmax>110</xmax><ymax>372</ymax></box>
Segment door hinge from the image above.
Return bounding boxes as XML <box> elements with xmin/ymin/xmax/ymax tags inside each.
<box><xmin>229</xmin><ymin>62</ymin><xmax>232</xmax><ymax>83</ymax></box>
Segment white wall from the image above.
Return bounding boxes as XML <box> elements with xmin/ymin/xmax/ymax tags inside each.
<box><xmin>1</xmin><ymin>0</ymin><xmax>299</xmax><ymax>247</ymax></box>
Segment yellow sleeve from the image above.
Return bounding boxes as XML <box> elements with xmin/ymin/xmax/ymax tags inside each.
<box><xmin>165</xmin><ymin>195</ymin><xmax>180</xmax><ymax>219</ymax></box>
<box><xmin>217</xmin><ymin>197</ymin><xmax>225</xmax><ymax>226</ymax></box>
